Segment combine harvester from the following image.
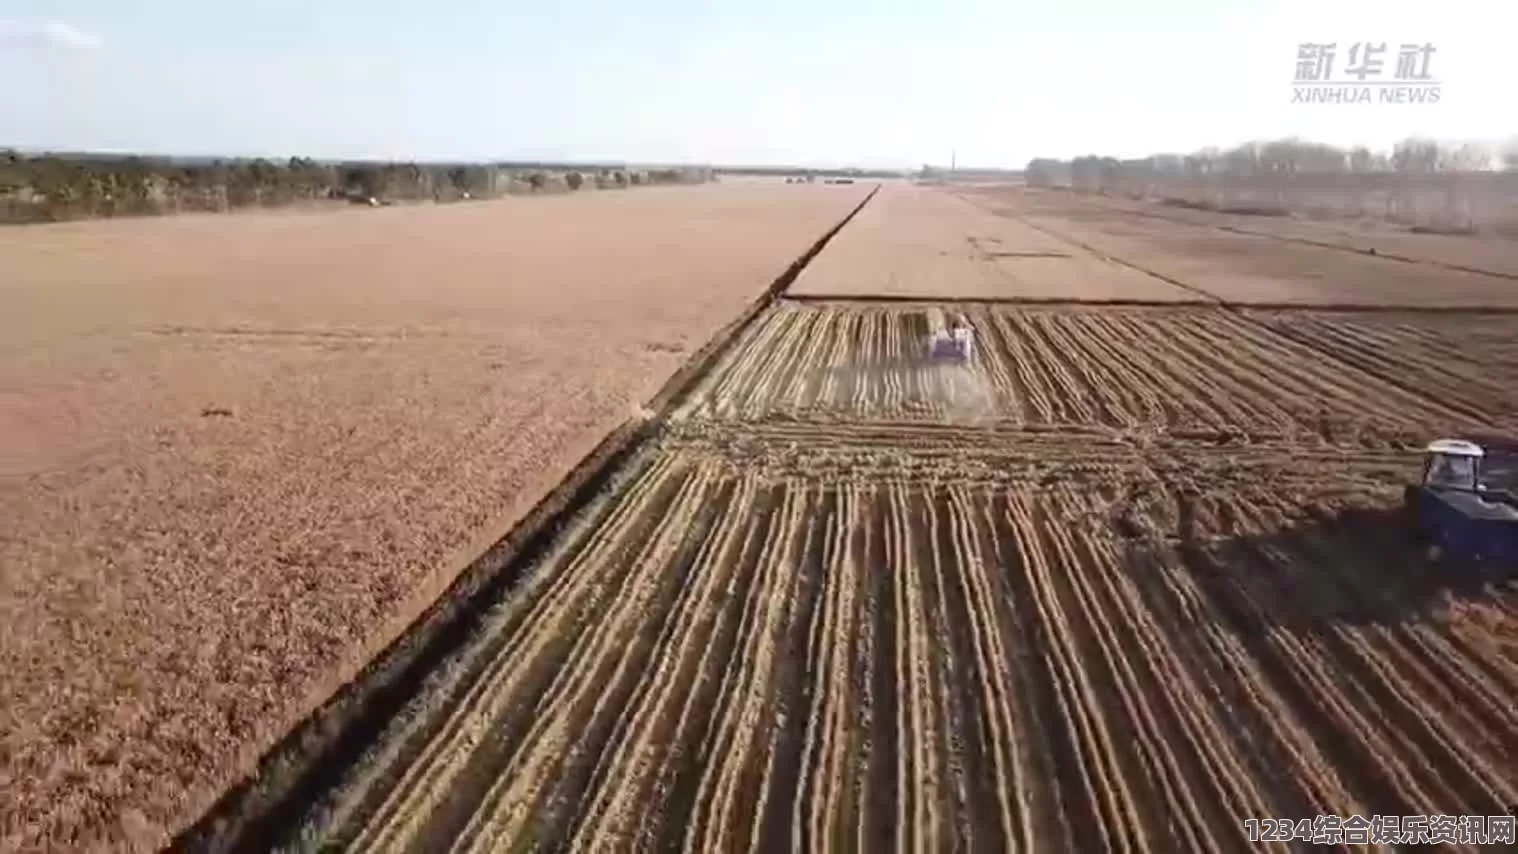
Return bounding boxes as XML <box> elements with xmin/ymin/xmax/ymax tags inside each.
<box><xmin>1405</xmin><ymin>435</ymin><xmax>1518</xmax><ymax>570</ymax></box>
<box><xmin>926</xmin><ymin>307</ymin><xmax>975</xmax><ymax>364</ymax></box>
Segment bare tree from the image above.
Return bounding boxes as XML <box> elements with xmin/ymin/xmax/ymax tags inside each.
<box><xmin>1020</xmin><ymin>132</ymin><xmax>1518</xmax><ymax>232</ymax></box>
<box><xmin>1392</xmin><ymin>137</ymin><xmax>1442</xmax><ymax>173</ymax></box>
<box><xmin>1439</xmin><ymin>142</ymin><xmax>1492</xmax><ymax>172</ymax></box>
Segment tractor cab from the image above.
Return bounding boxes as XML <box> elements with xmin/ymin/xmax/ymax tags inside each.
<box><xmin>1407</xmin><ymin>436</ymin><xmax>1518</xmax><ymax>568</ymax></box>
<box><xmin>1421</xmin><ymin>438</ymin><xmax>1483</xmax><ymax>492</ymax></box>
<box><xmin>1420</xmin><ymin>435</ymin><xmax>1518</xmax><ymax>500</ymax></box>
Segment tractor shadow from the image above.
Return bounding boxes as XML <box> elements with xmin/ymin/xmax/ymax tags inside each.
<box><xmin>1116</xmin><ymin>503</ymin><xmax>1518</xmax><ymax>636</ymax></box>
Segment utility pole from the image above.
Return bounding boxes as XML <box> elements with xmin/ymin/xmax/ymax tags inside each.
<box><xmin>951</xmin><ymin>149</ymin><xmax>957</xmax><ymax>172</ymax></box>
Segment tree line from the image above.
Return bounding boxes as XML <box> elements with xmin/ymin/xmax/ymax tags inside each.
<box><xmin>0</xmin><ymin>151</ymin><xmax>715</xmax><ymax>225</ymax></box>
<box><xmin>1024</xmin><ymin>136</ymin><xmax>1518</xmax><ymax>233</ymax></box>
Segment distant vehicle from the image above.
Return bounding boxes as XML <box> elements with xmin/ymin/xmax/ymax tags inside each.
<box><xmin>926</xmin><ymin>309</ymin><xmax>975</xmax><ymax>363</ymax></box>
<box><xmin>1405</xmin><ymin>435</ymin><xmax>1518</xmax><ymax>568</ymax></box>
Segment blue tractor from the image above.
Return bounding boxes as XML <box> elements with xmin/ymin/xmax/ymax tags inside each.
<box><xmin>1404</xmin><ymin>435</ymin><xmax>1518</xmax><ymax>568</ymax></box>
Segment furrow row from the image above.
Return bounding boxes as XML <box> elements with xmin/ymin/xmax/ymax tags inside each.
<box><xmin>302</xmin><ymin>457</ymin><xmax>1518</xmax><ymax>852</ymax></box>
<box><xmin>676</xmin><ymin>302</ymin><xmax>1481</xmax><ymax>443</ymax></box>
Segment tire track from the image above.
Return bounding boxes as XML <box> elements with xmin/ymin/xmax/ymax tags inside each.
<box><xmin>681</xmin><ymin>301</ymin><xmax>1476</xmax><ymax>442</ymax></box>
<box><xmin>339</xmin><ymin>452</ymin><xmax>690</xmax><ymax>852</ymax></box>
<box><xmin>682</xmin><ymin>482</ymin><xmax>807</xmax><ymax>853</ymax></box>
<box><xmin>1004</xmin><ymin>493</ymin><xmax>1142</xmax><ymax>853</ymax></box>
<box><xmin>559</xmin><ymin>472</ymin><xmax>756</xmax><ymax>848</ymax></box>
<box><xmin>448</xmin><ymin>461</ymin><xmax>718</xmax><ymax>851</ymax></box>
<box><xmin>792</xmin><ymin>482</ymin><xmax>860</xmax><ymax>851</ymax></box>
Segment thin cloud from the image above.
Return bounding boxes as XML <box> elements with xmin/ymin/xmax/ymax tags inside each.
<box><xmin>0</xmin><ymin>19</ymin><xmax>104</xmax><ymax>51</ymax></box>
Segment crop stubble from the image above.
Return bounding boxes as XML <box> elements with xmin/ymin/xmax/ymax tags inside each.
<box><xmin>289</xmin><ymin>299</ymin><xmax>1518</xmax><ymax>852</ymax></box>
<box><xmin>678</xmin><ymin>301</ymin><xmax>1518</xmax><ymax>440</ymax></box>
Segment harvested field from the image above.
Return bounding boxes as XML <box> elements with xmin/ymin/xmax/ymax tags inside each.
<box><xmin>965</xmin><ymin>187</ymin><xmax>1518</xmax><ymax>308</ymax></box>
<box><xmin>1251</xmin><ymin>310</ymin><xmax>1518</xmax><ymax>422</ymax></box>
<box><xmin>273</xmin><ymin>429</ymin><xmax>1518</xmax><ymax>852</ymax></box>
<box><xmin>676</xmin><ymin>301</ymin><xmax>1515</xmax><ymax>441</ymax></box>
<box><xmin>0</xmin><ymin>181</ymin><xmax>871</xmax><ymax>850</ymax></box>
<box><xmin>17</xmin><ymin>173</ymin><xmax>1518</xmax><ymax>853</ymax></box>
<box><xmin>788</xmin><ymin>184</ymin><xmax>1201</xmax><ymax>302</ymax></box>
<box><xmin>1059</xmin><ymin>191</ymin><xmax>1518</xmax><ymax>281</ymax></box>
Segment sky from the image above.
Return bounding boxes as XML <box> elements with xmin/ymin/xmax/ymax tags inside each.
<box><xmin>3</xmin><ymin>0</ymin><xmax>1514</xmax><ymax>169</ymax></box>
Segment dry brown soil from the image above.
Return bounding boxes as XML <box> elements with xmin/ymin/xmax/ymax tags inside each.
<box><xmin>0</xmin><ymin>182</ymin><xmax>869</xmax><ymax>851</ymax></box>
<box><xmin>961</xmin><ymin>186</ymin><xmax>1518</xmax><ymax>307</ymax></box>
<box><xmin>788</xmin><ymin>184</ymin><xmax>1202</xmax><ymax>301</ymax></box>
<box><xmin>11</xmin><ymin>179</ymin><xmax>1518</xmax><ymax>853</ymax></box>
<box><xmin>288</xmin><ymin>299</ymin><xmax>1518</xmax><ymax>852</ymax></box>
<box><xmin>1007</xmin><ymin>187</ymin><xmax>1518</xmax><ymax>279</ymax></box>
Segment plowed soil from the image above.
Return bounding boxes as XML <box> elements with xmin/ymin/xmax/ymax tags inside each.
<box><xmin>0</xmin><ymin>182</ymin><xmax>870</xmax><ymax>851</ymax></box>
<box><xmin>17</xmin><ymin>179</ymin><xmax>1518</xmax><ymax>852</ymax></box>
<box><xmin>975</xmin><ymin>186</ymin><xmax>1518</xmax><ymax>280</ymax></box>
<box><xmin>788</xmin><ymin>185</ymin><xmax>1202</xmax><ymax>301</ymax></box>
<box><xmin>963</xmin><ymin>187</ymin><xmax>1518</xmax><ymax>308</ymax></box>
<box><xmin>678</xmin><ymin>301</ymin><xmax>1518</xmax><ymax>441</ymax></box>
<box><xmin>279</xmin><ymin>300</ymin><xmax>1518</xmax><ymax>852</ymax></box>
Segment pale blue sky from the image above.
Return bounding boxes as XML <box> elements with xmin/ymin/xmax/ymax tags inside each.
<box><xmin>3</xmin><ymin>0</ymin><xmax>1512</xmax><ymax>168</ymax></box>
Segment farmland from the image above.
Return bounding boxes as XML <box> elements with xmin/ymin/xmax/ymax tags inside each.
<box><xmin>787</xmin><ymin>185</ymin><xmax>1201</xmax><ymax>302</ymax></box>
<box><xmin>995</xmin><ymin>187</ymin><xmax>1518</xmax><ymax>280</ymax></box>
<box><xmin>965</xmin><ymin>187</ymin><xmax>1518</xmax><ymax>302</ymax></box>
<box><xmin>0</xmin><ymin>181</ymin><xmax>871</xmax><ymax>850</ymax></box>
<box><xmin>267</xmin><ymin>299</ymin><xmax>1518</xmax><ymax>851</ymax></box>
<box><xmin>7</xmin><ymin>177</ymin><xmax>1518</xmax><ymax>851</ymax></box>
<box><xmin>676</xmin><ymin>302</ymin><xmax>1515</xmax><ymax>440</ymax></box>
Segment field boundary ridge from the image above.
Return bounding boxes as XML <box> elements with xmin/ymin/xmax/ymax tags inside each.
<box><xmin>947</xmin><ymin>194</ymin><xmax>1518</xmax><ymax>314</ymax></box>
<box><xmin>1053</xmin><ymin>190</ymin><xmax>1518</xmax><ymax>282</ymax></box>
<box><xmin>783</xmin><ymin>292</ymin><xmax>1518</xmax><ymax>316</ymax></box>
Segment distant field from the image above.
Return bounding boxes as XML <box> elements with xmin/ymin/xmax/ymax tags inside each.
<box><xmin>788</xmin><ymin>185</ymin><xmax>1199</xmax><ymax>301</ymax></box>
<box><xmin>0</xmin><ymin>181</ymin><xmax>870</xmax><ymax>850</ymax></box>
<box><xmin>10</xmin><ymin>176</ymin><xmax>1518</xmax><ymax>853</ymax></box>
<box><xmin>1001</xmin><ymin>186</ymin><xmax>1518</xmax><ymax>280</ymax></box>
<box><xmin>962</xmin><ymin>186</ymin><xmax>1518</xmax><ymax>308</ymax></box>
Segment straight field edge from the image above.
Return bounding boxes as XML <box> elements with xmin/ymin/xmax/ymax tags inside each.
<box><xmin>166</xmin><ymin>184</ymin><xmax>881</xmax><ymax>853</ymax></box>
<box><xmin>786</xmin><ymin>291</ymin><xmax>1518</xmax><ymax>315</ymax></box>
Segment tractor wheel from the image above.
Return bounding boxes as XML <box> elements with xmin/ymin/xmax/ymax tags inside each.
<box><xmin>1401</xmin><ymin>493</ymin><xmax>1421</xmax><ymax>542</ymax></box>
<box><xmin>1407</xmin><ymin>522</ymin><xmax>1428</xmax><ymax>546</ymax></box>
